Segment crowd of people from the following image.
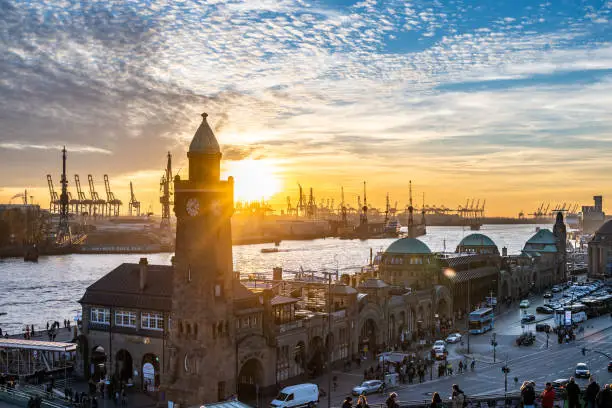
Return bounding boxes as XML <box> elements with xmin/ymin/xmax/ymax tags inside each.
<box><xmin>520</xmin><ymin>377</ymin><xmax>612</xmax><ymax>408</ymax></box>
<box><xmin>343</xmin><ymin>384</ymin><xmax>468</xmax><ymax>408</ymax></box>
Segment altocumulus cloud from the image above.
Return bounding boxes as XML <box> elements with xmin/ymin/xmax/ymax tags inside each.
<box><xmin>0</xmin><ymin>0</ymin><xmax>611</xmax><ymax>200</ymax></box>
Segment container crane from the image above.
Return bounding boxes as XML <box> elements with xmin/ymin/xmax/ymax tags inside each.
<box><xmin>103</xmin><ymin>175</ymin><xmax>122</xmax><ymax>217</ymax></box>
<box><xmin>47</xmin><ymin>175</ymin><xmax>60</xmax><ymax>213</ymax></box>
<box><xmin>88</xmin><ymin>175</ymin><xmax>106</xmax><ymax>217</ymax></box>
<box><xmin>160</xmin><ymin>152</ymin><xmax>173</xmax><ymax>229</ymax></box>
<box><xmin>129</xmin><ymin>182</ymin><xmax>141</xmax><ymax>216</ymax></box>
<box><xmin>75</xmin><ymin>175</ymin><xmax>91</xmax><ymax>216</ymax></box>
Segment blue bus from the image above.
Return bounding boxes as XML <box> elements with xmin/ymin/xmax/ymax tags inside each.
<box><xmin>468</xmin><ymin>308</ymin><xmax>494</xmax><ymax>334</ymax></box>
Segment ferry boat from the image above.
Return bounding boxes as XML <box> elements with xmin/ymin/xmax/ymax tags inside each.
<box><xmin>383</xmin><ymin>218</ymin><xmax>401</xmax><ymax>238</ymax></box>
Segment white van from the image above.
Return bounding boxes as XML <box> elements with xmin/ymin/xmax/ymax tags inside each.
<box><xmin>270</xmin><ymin>383</ymin><xmax>319</xmax><ymax>408</ymax></box>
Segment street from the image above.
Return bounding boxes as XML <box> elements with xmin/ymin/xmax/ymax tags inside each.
<box><xmin>313</xmin><ymin>289</ymin><xmax>612</xmax><ymax>406</ymax></box>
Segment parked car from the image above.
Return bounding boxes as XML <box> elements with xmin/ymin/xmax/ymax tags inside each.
<box><xmin>446</xmin><ymin>333</ymin><xmax>462</xmax><ymax>343</ymax></box>
<box><xmin>536</xmin><ymin>306</ymin><xmax>554</xmax><ymax>314</ymax></box>
<box><xmin>535</xmin><ymin>323</ymin><xmax>551</xmax><ymax>333</ymax></box>
<box><xmin>520</xmin><ymin>300</ymin><xmax>530</xmax><ymax>308</ymax></box>
<box><xmin>352</xmin><ymin>380</ymin><xmax>384</xmax><ymax>396</ymax></box>
<box><xmin>575</xmin><ymin>363</ymin><xmax>590</xmax><ymax>378</ymax></box>
<box><xmin>543</xmin><ymin>292</ymin><xmax>553</xmax><ymax>298</ymax></box>
<box><xmin>521</xmin><ymin>314</ymin><xmax>536</xmax><ymax>323</ymax></box>
<box><xmin>552</xmin><ymin>286</ymin><xmax>562</xmax><ymax>293</ymax></box>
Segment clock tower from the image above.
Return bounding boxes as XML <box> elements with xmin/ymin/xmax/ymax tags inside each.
<box><xmin>163</xmin><ymin>113</ymin><xmax>236</xmax><ymax>405</ymax></box>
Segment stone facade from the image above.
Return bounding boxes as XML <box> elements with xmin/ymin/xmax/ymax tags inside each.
<box><xmin>588</xmin><ymin>219</ymin><xmax>612</xmax><ymax>279</ymax></box>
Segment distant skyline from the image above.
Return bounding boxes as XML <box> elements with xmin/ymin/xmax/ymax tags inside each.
<box><xmin>1</xmin><ymin>0</ymin><xmax>611</xmax><ymax>216</ymax></box>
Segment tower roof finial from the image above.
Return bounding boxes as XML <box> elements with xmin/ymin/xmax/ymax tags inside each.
<box><xmin>189</xmin><ymin>112</ymin><xmax>219</xmax><ymax>154</ymax></box>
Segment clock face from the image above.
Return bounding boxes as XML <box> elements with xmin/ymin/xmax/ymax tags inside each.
<box><xmin>185</xmin><ymin>198</ymin><xmax>200</xmax><ymax>217</ymax></box>
<box><xmin>211</xmin><ymin>200</ymin><xmax>222</xmax><ymax>216</ymax></box>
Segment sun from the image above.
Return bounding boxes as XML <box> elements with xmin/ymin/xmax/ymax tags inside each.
<box><xmin>223</xmin><ymin>159</ymin><xmax>282</xmax><ymax>202</ymax></box>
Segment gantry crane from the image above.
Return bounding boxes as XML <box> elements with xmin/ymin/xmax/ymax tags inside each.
<box><xmin>103</xmin><ymin>174</ymin><xmax>122</xmax><ymax>217</ymax></box>
<box><xmin>88</xmin><ymin>175</ymin><xmax>106</xmax><ymax>217</ymax></box>
<box><xmin>75</xmin><ymin>175</ymin><xmax>91</xmax><ymax>216</ymax></box>
<box><xmin>160</xmin><ymin>152</ymin><xmax>173</xmax><ymax>229</ymax></box>
<box><xmin>129</xmin><ymin>182</ymin><xmax>141</xmax><ymax>216</ymax></box>
<box><xmin>46</xmin><ymin>175</ymin><xmax>60</xmax><ymax>213</ymax></box>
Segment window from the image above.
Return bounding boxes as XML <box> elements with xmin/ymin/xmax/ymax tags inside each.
<box><xmin>141</xmin><ymin>312</ymin><xmax>164</xmax><ymax>331</ymax></box>
<box><xmin>90</xmin><ymin>308</ymin><xmax>110</xmax><ymax>325</ymax></box>
<box><xmin>115</xmin><ymin>311</ymin><xmax>136</xmax><ymax>328</ymax></box>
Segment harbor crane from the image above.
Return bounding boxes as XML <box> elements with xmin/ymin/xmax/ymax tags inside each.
<box><xmin>297</xmin><ymin>183</ymin><xmax>305</xmax><ymax>217</ymax></box>
<box><xmin>103</xmin><ymin>175</ymin><xmax>122</xmax><ymax>217</ymax></box>
<box><xmin>75</xmin><ymin>175</ymin><xmax>91</xmax><ymax>216</ymax></box>
<box><xmin>46</xmin><ymin>175</ymin><xmax>60</xmax><ymax>213</ymax></box>
<box><xmin>57</xmin><ymin>147</ymin><xmax>70</xmax><ymax>243</ymax></box>
<box><xmin>128</xmin><ymin>182</ymin><xmax>141</xmax><ymax>216</ymax></box>
<box><xmin>160</xmin><ymin>152</ymin><xmax>173</xmax><ymax>229</ymax></box>
<box><xmin>88</xmin><ymin>175</ymin><xmax>106</xmax><ymax>217</ymax></box>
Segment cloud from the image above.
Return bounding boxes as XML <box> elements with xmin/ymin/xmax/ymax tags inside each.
<box><xmin>0</xmin><ymin>143</ymin><xmax>112</xmax><ymax>154</ymax></box>
<box><xmin>0</xmin><ymin>0</ymin><xmax>611</xmax><ymax>214</ymax></box>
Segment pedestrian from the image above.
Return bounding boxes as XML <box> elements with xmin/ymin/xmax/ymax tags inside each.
<box><xmin>541</xmin><ymin>382</ymin><xmax>556</xmax><ymax>408</ymax></box>
<box><xmin>470</xmin><ymin>359</ymin><xmax>475</xmax><ymax>371</ymax></box>
<box><xmin>342</xmin><ymin>396</ymin><xmax>353</xmax><ymax>408</ymax></box>
<box><xmin>566</xmin><ymin>377</ymin><xmax>581</xmax><ymax>408</ymax></box>
<box><xmin>458</xmin><ymin>361</ymin><xmax>463</xmax><ymax>374</ymax></box>
<box><xmin>31</xmin><ymin>325</ymin><xmax>35</xmax><ymax>337</ymax></box>
<box><xmin>520</xmin><ymin>381</ymin><xmax>536</xmax><ymax>408</ymax></box>
<box><xmin>451</xmin><ymin>384</ymin><xmax>466</xmax><ymax>408</ymax></box>
<box><xmin>585</xmin><ymin>377</ymin><xmax>600</xmax><ymax>408</ymax></box>
<box><xmin>447</xmin><ymin>361</ymin><xmax>453</xmax><ymax>376</ymax></box>
<box><xmin>121</xmin><ymin>388</ymin><xmax>127</xmax><ymax>407</ymax></box>
<box><xmin>46</xmin><ymin>322</ymin><xmax>49</xmax><ymax>331</ymax></box>
<box><xmin>356</xmin><ymin>395</ymin><xmax>369</xmax><ymax>408</ymax></box>
<box><xmin>596</xmin><ymin>384</ymin><xmax>612</xmax><ymax>408</ymax></box>
<box><xmin>430</xmin><ymin>392</ymin><xmax>443</xmax><ymax>408</ymax></box>
<box><xmin>386</xmin><ymin>392</ymin><xmax>399</xmax><ymax>408</ymax></box>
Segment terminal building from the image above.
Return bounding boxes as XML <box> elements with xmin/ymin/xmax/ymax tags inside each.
<box><xmin>587</xmin><ymin>219</ymin><xmax>612</xmax><ymax>279</ymax></box>
<box><xmin>77</xmin><ymin>114</ymin><xmax>569</xmax><ymax>406</ymax></box>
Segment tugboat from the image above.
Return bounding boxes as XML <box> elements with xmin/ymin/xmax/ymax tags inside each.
<box><xmin>23</xmin><ymin>244</ymin><xmax>39</xmax><ymax>262</ymax></box>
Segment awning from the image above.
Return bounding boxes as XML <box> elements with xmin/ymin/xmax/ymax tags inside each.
<box><xmin>0</xmin><ymin>338</ymin><xmax>77</xmax><ymax>352</ymax></box>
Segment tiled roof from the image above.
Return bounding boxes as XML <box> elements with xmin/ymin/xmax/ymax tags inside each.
<box><xmin>331</xmin><ymin>284</ymin><xmax>358</xmax><ymax>295</ymax></box>
<box><xmin>189</xmin><ymin>113</ymin><xmax>220</xmax><ymax>154</ymax></box>
<box><xmin>79</xmin><ymin>262</ymin><xmax>255</xmax><ymax>311</ymax></box>
<box><xmin>79</xmin><ymin>263</ymin><xmax>173</xmax><ymax>311</ymax></box>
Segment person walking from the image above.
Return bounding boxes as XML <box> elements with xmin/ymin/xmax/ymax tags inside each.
<box><xmin>520</xmin><ymin>381</ymin><xmax>536</xmax><ymax>408</ymax></box>
<box><xmin>430</xmin><ymin>392</ymin><xmax>443</xmax><ymax>408</ymax></box>
<box><xmin>458</xmin><ymin>361</ymin><xmax>464</xmax><ymax>374</ymax></box>
<box><xmin>356</xmin><ymin>395</ymin><xmax>369</xmax><ymax>408</ymax></box>
<box><xmin>541</xmin><ymin>382</ymin><xmax>556</xmax><ymax>408</ymax></box>
<box><xmin>470</xmin><ymin>359</ymin><xmax>475</xmax><ymax>371</ymax></box>
<box><xmin>386</xmin><ymin>392</ymin><xmax>399</xmax><ymax>408</ymax></box>
<box><xmin>566</xmin><ymin>377</ymin><xmax>581</xmax><ymax>408</ymax></box>
<box><xmin>585</xmin><ymin>377</ymin><xmax>600</xmax><ymax>408</ymax></box>
<box><xmin>452</xmin><ymin>384</ymin><xmax>466</xmax><ymax>408</ymax></box>
<box><xmin>447</xmin><ymin>361</ymin><xmax>453</xmax><ymax>376</ymax></box>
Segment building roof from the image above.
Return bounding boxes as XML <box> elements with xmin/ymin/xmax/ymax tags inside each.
<box><xmin>525</xmin><ymin>229</ymin><xmax>556</xmax><ymax>245</ymax></box>
<box><xmin>79</xmin><ymin>263</ymin><xmax>173</xmax><ymax>311</ymax></box>
<box><xmin>358</xmin><ymin>278</ymin><xmax>389</xmax><ymax>289</ymax></box>
<box><xmin>595</xmin><ymin>219</ymin><xmax>612</xmax><ymax>236</ymax></box>
<box><xmin>331</xmin><ymin>284</ymin><xmax>358</xmax><ymax>295</ymax></box>
<box><xmin>189</xmin><ymin>113</ymin><xmax>220</xmax><ymax>154</ymax></box>
<box><xmin>385</xmin><ymin>237</ymin><xmax>432</xmax><ymax>255</ymax></box>
<box><xmin>457</xmin><ymin>233</ymin><xmax>497</xmax><ymax>248</ymax></box>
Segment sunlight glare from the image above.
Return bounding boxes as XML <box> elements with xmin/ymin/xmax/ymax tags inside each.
<box><xmin>224</xmin><ymin>159</ymin><xmax>282</xmax><ymax>202</ymax></box>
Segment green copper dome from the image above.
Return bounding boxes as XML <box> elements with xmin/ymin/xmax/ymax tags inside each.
<box><xmin>458</xmin><ymin>233</ymin><xmax>497</xmax><ymax>248</ymax></box>
<box><xmin>385</xmin><ymin>237</ymin><xmax>432</xmax><ymax>255</ymax></box>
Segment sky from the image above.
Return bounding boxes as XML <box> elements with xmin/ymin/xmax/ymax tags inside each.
<box><xmin>1</xmin><ymin>0</ymin><xmax>611</xmax><ymax>217</ymax></box>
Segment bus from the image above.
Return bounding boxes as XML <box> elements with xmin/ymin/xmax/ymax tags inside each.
<box><xmin>468</xmin><ymin>308</ymin><xmax>494</xmax><ymax>334</ymax></box>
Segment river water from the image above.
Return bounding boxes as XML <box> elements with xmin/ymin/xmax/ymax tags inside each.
<box><xmin>0</xmin><ymin>224</ymin><xmax>549</xmax><ymax>335</ymax></box>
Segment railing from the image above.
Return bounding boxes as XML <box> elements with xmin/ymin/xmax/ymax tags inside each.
<box><xmin>0</xmin><ymin>385</ymin><xmax>70</xmax><ymax>408</ymax></box>
<box><xmin>332</xmin><ymin>393</ymin><xmax>569</xmax><ymax>408</ymax></box>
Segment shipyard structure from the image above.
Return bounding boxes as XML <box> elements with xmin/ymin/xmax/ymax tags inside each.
<box><xmin>76</xmin><ymin>114</ymin><xmax>569</xmax><ymax>406</ymax></box>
